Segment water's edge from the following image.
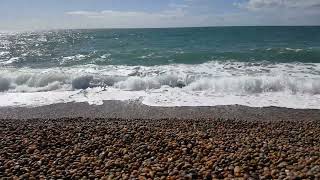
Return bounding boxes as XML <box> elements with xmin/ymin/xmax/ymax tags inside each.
<box><xmin>1</xmin><ymin>100</ymin><xmax>319</xmax><ymax>121</ymax></box>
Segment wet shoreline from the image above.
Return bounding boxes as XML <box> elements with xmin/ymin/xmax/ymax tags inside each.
<box><xmin>0</xmin><ymin>101</ymin><xmax>320</xmax><ymax>121</ymax></box>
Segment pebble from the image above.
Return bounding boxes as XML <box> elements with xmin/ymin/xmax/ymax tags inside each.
<box><xmin>0</xmin><ymin>118</ymin><xmax>319</xmax><ymax>179</ymax></box>
<box><xmin>234</xmin><ymin>166</ymin><xmax>241</xmax><ymax>177</ymax></box>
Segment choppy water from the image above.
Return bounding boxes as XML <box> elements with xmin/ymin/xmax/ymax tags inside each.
<box><xmin>0</xmin><ymin>27</ymin><xmax>320</xmax><ymax>108</ymax></box>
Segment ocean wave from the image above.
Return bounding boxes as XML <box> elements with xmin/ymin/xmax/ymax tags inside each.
<box><xmin>0</xmin><ymin>61</ymin><xmax>319</xmax><ymax>95</ymax></box>
<box><xmin>111</xmin><ymin>75</ymin><xmax>320</xmax><ymax>94</ymax></box>
<box><xmin>262</xmin><ymin>47</ymin><xmax>304</xmax><ymax>53</ymax></box>
<box><xmin>0</xmin><ymin>61</ymin><xmax>319</xmax><ymax>109</ymax></box>
<box><xmin>187</xmin><ymin>76</ymin><xmax>320</xmax><ymax>94</ymax></box>
<box><xmin>284</xmin><ymin>48</ymin><xmax>303</xmax><ymax>52</ymax></box>
<box><xmin>114</xmin><ymin>74</ymin><xmax>187</xmax><ymax>90</ymax></box>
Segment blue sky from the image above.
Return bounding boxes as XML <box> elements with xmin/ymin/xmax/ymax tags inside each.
<box><xmin>1</xmin><ymin>0</ymin><xmax>320</xmax><ymax>30</ymax></box>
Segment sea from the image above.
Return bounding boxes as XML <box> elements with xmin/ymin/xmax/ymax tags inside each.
<box><xmin>0</xmin><ymin>26</ymin><xmax>320</xmax><ymax>109</ymax></box>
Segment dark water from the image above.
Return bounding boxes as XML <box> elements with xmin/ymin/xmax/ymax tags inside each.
<box><xmin>1</xmin><ymin>26</ymin><xmax>320</xmax><ymax>67</ymax></box>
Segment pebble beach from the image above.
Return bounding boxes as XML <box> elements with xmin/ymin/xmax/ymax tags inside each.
<box><xmin>1</xmin><ymin>116</ymin><xmax>319</xmax><ymax>179</ymax></box>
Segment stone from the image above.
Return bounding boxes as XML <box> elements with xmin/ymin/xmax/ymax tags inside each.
<box><xmin>27</xmin><ymin>145</ymin><xmax>37</xmax><ymax>154</ymax></box>
<box><xmin>234</xmin><ymin>166</ymin><xmax>241</xmax><ymax>177</ymax></box>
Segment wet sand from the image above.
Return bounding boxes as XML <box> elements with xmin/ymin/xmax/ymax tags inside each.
<box><xmin>0</xmin><ymin>100</ymin><xmax>320</xmax><ymax>121</ymax></box>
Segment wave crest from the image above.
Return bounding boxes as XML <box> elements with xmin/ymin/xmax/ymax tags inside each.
<box><xmin>187</xmin><ymin>76</ymin><xmax>320</xmax><ymax>94</ymax></box>
<box><xmin>0</xmin><ymin>62</ymin><xmax>319</xmax><ymax>96</ymax></box>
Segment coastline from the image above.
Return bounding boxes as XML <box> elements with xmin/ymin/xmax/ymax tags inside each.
<box><xmin>1</xmin><ymin>26</ymin><xmax>320</xmax><ymax>179</ymax></box>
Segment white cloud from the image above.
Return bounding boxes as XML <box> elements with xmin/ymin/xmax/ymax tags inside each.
<box><xmin>232</xmin><ymin>0</ymin><xmax>320</xmax><ymax>26</ymax></box>
<box><xmin>238</xmin><ymin>0</ymin><xmax>320</xmax><ymax>10</ymax></box>
<box><xmin>65</xmin><ymin>9</ymin><xmax>209</xmax><ymax>28</ymax></box>
<box><xmin>168</xmin><ymin>3</ymin><xmax>189</xmax><ymax>9</ymax></box>
<box><xmin>66</xmin><ymin>9</ymin><xmax>185</xmax><ymax>19</ymax></box>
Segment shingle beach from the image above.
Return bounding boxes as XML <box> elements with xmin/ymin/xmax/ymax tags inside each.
<box><xmin>1</xmin><ymin>111</ymin><xmax>319</xmax><ymax>179</ymax></box>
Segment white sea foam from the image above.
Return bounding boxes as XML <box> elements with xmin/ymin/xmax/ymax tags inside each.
<box><xmin>101</xmin><ymin>53</ymin><xmax>111</xmax><ymax>59</ymax></box>
<box><xmin>1</xmin><ymin>57</ymin><xmax>21</xmax><ymax>65</ymax></box>
<box><xmin>0</xmin><ymin>51</ymin><xmax>10</xmax><ymax>57</ymax></box>
<box><xmin>285</xmin><ymin>48</ymin><xmax>303</xmax><ymax>52</ymax></box>
<box><xmin>59</xmin><ymin>54</ymin><xmax>87</xmax><ymax>65</ymax></box>
<box><xmin>0</xmin><ymin>61</ymin><xmax>320</xmax><ymax>109</ymax></box>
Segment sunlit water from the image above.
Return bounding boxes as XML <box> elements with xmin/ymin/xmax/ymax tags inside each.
<box><xmin>1</xmin><ymin>27</ymin><xmax>320</xmax><ymax>108</ymax></box>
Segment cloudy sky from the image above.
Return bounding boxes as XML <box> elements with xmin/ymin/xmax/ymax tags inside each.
<box><xmin>1</xmin><ymin>0</ymin><xmax>320</xmax><ymax>31</ymax></box>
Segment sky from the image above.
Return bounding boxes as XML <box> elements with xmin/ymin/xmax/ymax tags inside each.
<box><xmin>1</xmin><ymin>0</ymin><xmax>320</xmax><ymax>31</ymax></box>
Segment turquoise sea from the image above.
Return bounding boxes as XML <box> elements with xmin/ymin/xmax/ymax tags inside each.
<box><xmin>1</xmin><ymin>26</ymin><xmax>320</xmax><ymax>67</ymax></box>
<box><xmin>0</xmin><ymin>26</ymin><xmax>320</xmax><ymax>108</ymax></box>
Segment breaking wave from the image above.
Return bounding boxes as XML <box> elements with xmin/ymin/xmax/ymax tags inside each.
<box><xmin>0</xmin><ymin>61</ymin><xmax>319</xmax><ymax>95</ymax></box>
<box><xmin>0</xmin><ymin>61</ymin><xmax>319</xmax><ymax>109</ymax></box>
<box><xmin>187</xmin><ymin>76</ymin><xmax>320</xmax><ymax>94</ymax></box>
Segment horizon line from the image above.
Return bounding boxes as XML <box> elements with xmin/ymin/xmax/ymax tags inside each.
<box><xmin>2</xmin><ymin>25</ymin><xmax>320</xmax><ymax>33</ymax></box>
